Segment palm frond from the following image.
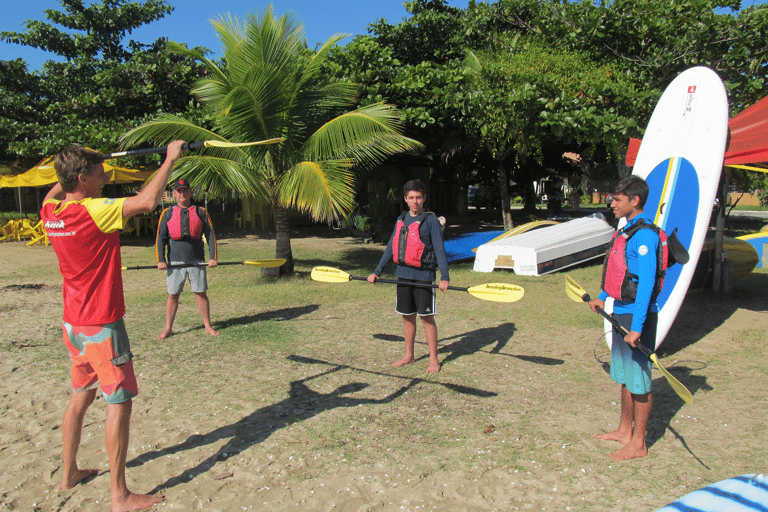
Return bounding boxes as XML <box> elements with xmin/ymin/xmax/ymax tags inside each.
<box><xmin>303</xmin><ymin>103</ymin><xmax>424</xmax><ymax>164</ymax></box>
<box><xmin>297</xmin><ymin>32</ymin><xmax>350</xmax><ymax>89</ymax></box>
<box><xmin>172</xmin><ymin>155</ymin><xmax>270</xmax><ymax>201</ymax></box>
<box><xmin>277</xmin><ymin>160</ymin><xmax>356</xmax><ymax>222</ymax></box>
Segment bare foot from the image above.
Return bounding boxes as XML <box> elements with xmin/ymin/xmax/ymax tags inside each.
<box><xmin>425</xmin><ymin>362</ymin><xmax>441</xmax><ymax>373</ymax></box>
<box><xmin>61</xmin><ymin>468</ymin><xmax>98</xmax><ymax>490</ymax></box>
<box><xmin>609</xmin><ymin>443</ymin><xmax>648</xmax><ymax>460</ymax></box>
<box><xmin>595</xmin><ymin>430</ymin><xmax>631</xmax><ymax>445</ymax></box>
<box><xmin>112</xmin><ymin>492</ymin><xmax>164</xmax><ymax>512</ymax></box>
<box><xmin>156</xmin><ymin>328</ymin><xmax>173</xmax><ymax>340</ymax></box>
<box><xmin>391</xmin><ymin>355</ymin><xmax>415</xmax><ymax>368</ymax></box>
<box><xmin>205</xmin><ymin>326</ymin><xmax>220</xmax><ymax>337</ymax></box>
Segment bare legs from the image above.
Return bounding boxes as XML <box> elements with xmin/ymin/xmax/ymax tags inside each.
<box><xmin>61</xmin><ymin>388</ymin><xmax>98</xmax><ymax>489</ymax></box>
<box><xmin>392</xmin><ymin>313</ymin><xmax>440</xmax><ymax>373</ymax></box>
<box><xmin>595</xmin><ymin>384</ymin><xmax>653</xmax><ymax>460</ymax></box>
<box><xmin>157</xmin><ymin>293</ymin><xmax>180</xmax><ymax>339</ymax></box>
<box><xmin>106</xmin><ymin>401</ymin><xmax>164</xmax><ymax>512</ymax></box>
<box><xmin>157</xmin><ymin>291</ymin><xmax>219</xmax><ymax>339</ymax></box>
<box><xmin>194</xmin><ymin>291</ymin><xmax>220</xmax><ymax>337</ymax></box>
<box><xmin>61</xmin><ymin>392</ymin><xmax>163</xmax><ymax>511</ymax></box>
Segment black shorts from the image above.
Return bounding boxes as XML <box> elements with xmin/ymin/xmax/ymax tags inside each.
<box><xmin>396</xmin><ymin>278</ymin><xmax>437</xmax><ymax>316</ymax></box>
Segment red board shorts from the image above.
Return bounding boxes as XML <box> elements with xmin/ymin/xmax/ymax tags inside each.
<box><xmin>63</xmin><ymin>319</ymin><xmax>138</xmax><ymax>404</ymax></box>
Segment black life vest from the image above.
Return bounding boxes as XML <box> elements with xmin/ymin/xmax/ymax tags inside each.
<box><xmin>168</xmin><ymin>206</ymin><xmax>203</xmax><ymax>240</ymax></box>
<box><xmin>601</xmin><ymin>218</ymin><xmax>668</xmax><ymax>302</ymax></box>
<box><xmin>392</xmin><ymin>211</ymin><xmax>437</xmax><ymax>269</ymax></box>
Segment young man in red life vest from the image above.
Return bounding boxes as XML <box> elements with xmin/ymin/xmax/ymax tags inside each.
<box><xmin>41</xmin><ymin>140</ymin><xmax>185</xmax><ymax>511</ymax></box>
<box><xmin>155</xmin><ymin>178</ymin><xmax>219</xmax><ymax>339</ymax></box>
<box><xmin>367</xmin><ymin>179</ymin><xmax>450</xmax><ymax>373</ymax></box>
<box><xmin>589</xmin><ymin>175</ymin><xmax>660</xmax><ymax>460</ymax></box>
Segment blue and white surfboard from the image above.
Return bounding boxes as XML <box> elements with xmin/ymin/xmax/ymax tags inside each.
<box><xmin>656</xmin><ymin>474</ymin><xmax>768</xmax><ymax>512</ymax></box>
<box><xmin>606</xmin><ymin>67</ymin><xmax>729</xmax><ymax>349</ymax></box>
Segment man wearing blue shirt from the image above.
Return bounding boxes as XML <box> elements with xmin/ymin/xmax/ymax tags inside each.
<box><xmin>589</xmin><ymin>176</ymin><xmax>659</xmax><ymax>460</ymax></box>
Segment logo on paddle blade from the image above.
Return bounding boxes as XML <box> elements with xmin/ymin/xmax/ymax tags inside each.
<box><xmin>688</xmin><ymin>86</ymin><xmax>697</xmax><ymax>93</ymax></box>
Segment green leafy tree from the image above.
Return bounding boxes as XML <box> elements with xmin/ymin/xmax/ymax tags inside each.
<box><xmin>0</xmin><ymin>0</ymin><xmax>205</xmax><ymax>166</ymax></box>
<box><xmin>464</xmin><ymin>39</ymin><xmax>643</xmax><ymax>226</ymax></box>
<box><xmin>121</xmin><ymin>5</ymin><xmax>423</xmax><ymax>273</ymax></box>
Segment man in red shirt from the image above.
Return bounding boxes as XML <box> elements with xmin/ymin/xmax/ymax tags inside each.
<box><xmin>42</xmin><ymin>140</ymin><xmax>185</xmax><ymax>512</ymax></box>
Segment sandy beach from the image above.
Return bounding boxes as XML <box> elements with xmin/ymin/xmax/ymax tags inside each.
<box><xmin>1</xmin><ymin>230</ymin><xmax>766</xmax><ymax>511</ymax></box>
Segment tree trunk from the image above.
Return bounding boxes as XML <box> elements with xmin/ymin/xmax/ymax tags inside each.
<box><xmin>497</xmin><ymin>159</ymin><xmax>513</xmax><ymax>230</ymax></box>
<box><xmin>272</xmin><ymin>201</ymin><xmax>294</xmax><ymax>275</ymax></box>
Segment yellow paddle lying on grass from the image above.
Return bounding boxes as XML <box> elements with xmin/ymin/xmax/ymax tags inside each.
<box><xmin>311</xmin><ymin>266</ymin><xmax>524</xmax><ymax>303</ymax></box>
<box><xmin>123</xmin><ymin>259</ymin><xmax>286</xmax><ymax>270</ymax></box>
<box><xmin>565</xmin><ymin>275</ymin><xmax>693</xmax><ymax>404</ymax></box>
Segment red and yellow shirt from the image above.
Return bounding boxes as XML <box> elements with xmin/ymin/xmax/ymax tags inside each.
<box><xmin>41</xmin><ymin>197</ymin><xmax>127</xmax><ymax>326</ymax></box>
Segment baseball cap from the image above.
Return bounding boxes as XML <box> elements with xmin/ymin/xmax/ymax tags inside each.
<box><xmin>172</xmin><ymin>178</ymin><xmax>190</xmax><ymax>190</ymax></box>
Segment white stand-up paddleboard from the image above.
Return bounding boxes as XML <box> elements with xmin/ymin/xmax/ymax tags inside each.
<box><xmin>605</xmin><ymin>67</ymin><xmax>729</xmax><ymax>350</ymax></box>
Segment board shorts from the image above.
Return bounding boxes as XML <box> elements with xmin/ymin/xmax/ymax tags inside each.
<box><xmin>609</xmin><ymin>312</ymin><xmax>657</xmax><ymax>395</ymax></box>
<box><xmin>167</xmin><ymin>261</ymin><xmax>208</xmax><ymax>294</ymax></box>
<box><xmin>63</xmin><ymin>319</ymin><xmax>138</xmax><ymax>404</ymax></box>
<box><xmin>396</xmin><ymin>278</ymin><xmax>437</xmax><ymax>316</ymax></box>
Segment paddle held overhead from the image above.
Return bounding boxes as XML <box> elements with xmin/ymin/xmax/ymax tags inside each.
<box><xmin>311</xmin><ymin>266</ymin><xmax>524</xmax><ymax>303</ymax></box>
<box><xmin>103</xmin><ymin>138</ymin><xmax>284</xmax><ymax>159</ymax></box>
<box><xmin>564</xmin><ymin>275</ymin><xmax>693</xmax><ymax>404</ymax></box>
<box><xmin>123</xmin><ymin>259</ymin><xmax>286</xmax><ymax>270</ymax></box>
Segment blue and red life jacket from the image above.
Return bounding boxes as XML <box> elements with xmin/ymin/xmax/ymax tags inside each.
<box><xmin>601</xmin><ymin>218</ymin><xmax>669</xmax><ymax>302</ymax></box>
<box><xmin>392</xmin><ymin>211</ymin><xmax>437</xmax><ymax>269</ymax></box>
<box><xmin>167</xmin><ymin>205</ymin><xmax>203</xmax><ymax>240</ymax></box>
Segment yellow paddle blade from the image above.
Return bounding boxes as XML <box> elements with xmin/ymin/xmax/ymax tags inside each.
<box><xmin>650</xmin><ymin>354</ymin><xmax>694</xmax><ymax>404</ymax></box>
<box><xmin>565</xmin><ymin>275</ymin><xmax>590</xmax><ymax>303</ymax></box>
<box><xmin>311</xmin><ymin>266</ymin><xmax>352</xmax><ymax>283</ymax></box>
<box><xmin>466</xmin><ymin>283</ymin><xmax>524</xmax><ymax>303</ymax></box>
<box><xmin>243</xmin><ymin>259</ymin><xmax>286</xmax><ymax>268</ymax></box>
<box><xmin>203</xmin><ymin>138</ymin><xmax>284</xmax><ymax>148</ymax></box>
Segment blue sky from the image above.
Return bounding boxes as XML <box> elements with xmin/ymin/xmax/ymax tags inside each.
<box><xmin>2</xmin><ymin>0</ymin><xmax>765</xmax><ymax>71</ymax></box>
<box><xmin>1</xmin><ymin>0</ymin><xmax>471</xmax><ymax>71</ymax></box>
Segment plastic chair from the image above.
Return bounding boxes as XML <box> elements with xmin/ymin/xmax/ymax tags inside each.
<box><xmin>0</xmin><ymin>220</ymin><xmax>18</xmax><ymax>242</ymax></box>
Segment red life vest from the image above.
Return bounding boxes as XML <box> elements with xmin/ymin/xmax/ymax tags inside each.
<box><xmin>601</xmin><ymin>218</ymin><xmax>668</xmax><ymax>302</ymax></box>
<box><xmin>392</xmin><ymin>211</ymin><xmax>437</xmax><ymax>269</ymax></box>
<box><xmin>168</xmin><ymin>206</ymin><xmax>203</xmax><ymax>240</ymax></box>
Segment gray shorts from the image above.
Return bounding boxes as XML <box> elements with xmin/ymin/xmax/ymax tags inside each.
<box><xmin>166</xmin><ymin>261</ymin><xmax>208</xmax><ymax>294</ymax></box>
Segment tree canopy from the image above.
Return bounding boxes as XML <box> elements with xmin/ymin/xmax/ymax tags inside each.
<box><xmin>0</xmin><ymin>0</ymin><xmax>206</xmax><ymax>167</ymax></box>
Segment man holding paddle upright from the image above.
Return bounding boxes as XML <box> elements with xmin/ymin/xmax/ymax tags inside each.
<box><xmin>368</xmin><ymin>179</ymin><xmax>450</xmax><ymax>373</ymax></box>
<box><xmin>589</xmin><ymin>175</ymin><xmax>661</xmax><ymax>460</ymax></box>
<box><xmin>155</xmin><ymin>178</ymin><xmax>219</xmax><ymax>339</ymax></box>
<box><xmin>41</xmin><ymin>140</ymin><xmax>185</xmax><ymax>511</ymax></box>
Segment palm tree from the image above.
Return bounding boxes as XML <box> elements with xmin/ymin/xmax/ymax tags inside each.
<box><xmin>121</xmin><ymin>5</ymin><xmax>423</xmax><ymax>273</ymax></box>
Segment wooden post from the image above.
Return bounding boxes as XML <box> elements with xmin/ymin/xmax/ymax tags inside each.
<box><xmin>713</xmin><ymin>167</ymin><xmax>728</xmax><ymax>292</ymax></box>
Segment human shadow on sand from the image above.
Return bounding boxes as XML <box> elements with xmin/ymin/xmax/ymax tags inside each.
<box><xmin>374</xmin><ymin>322</ymin><xmax>565</xmax><ymax>367</ymax></box>
<box><xmin>128</xmin><ymin>364</ymin><xmax>417</xmax><ymax>492</ymax></box>
<box><xmin>185</xmin><ymin>305</ymin><xmax>320</xmax><ymax>333</ymax></box>
<box><xmin>658</xmin><ymin>272</ymin><xmax>768</xmax><ymax>358</ymax></box>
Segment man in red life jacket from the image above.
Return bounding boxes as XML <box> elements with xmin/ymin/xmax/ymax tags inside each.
<box><xmin>367</xmin><ymin>179</ymin><xmax>450</xmax><ymax>373</ymax></box>
<box><xmin>41</xmin><ymin>140</ymin><xmax>185</xmax><ymax>511</ymax></box>
<box><xmin>155</xmin><ymin>179</ymin><xmax>219</xmax><ymax>339</ymax></box>
<box><xmin>589</xmin><ymin>175</ymin><xmax>660</xmax><ymax>460</ymax></box>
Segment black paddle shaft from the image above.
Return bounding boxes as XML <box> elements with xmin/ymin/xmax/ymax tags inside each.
<box><xmin>124</xmin><ymin>261</ymin><xmax>240</xmax><ymax>270</ymax></box>
<box><xmin>584</xmin><ymin>292</ymin><xmax>654</xmax><ymax>359</ymax></box>
<box><xmin>352</xmin><ymin>275</ymin><xmax>467</xmax><ymax>292</ymax></box>
<box><xmin>103</xmin><ymin>141</ymin><xmax>206</xmax><ymax>159</ymax></box>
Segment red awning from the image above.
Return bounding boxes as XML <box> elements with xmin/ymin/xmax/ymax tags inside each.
<box><xmin>625</xmin><ymin>94</ymin><xmax>768</xmax><ymax>168</ymax></box>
